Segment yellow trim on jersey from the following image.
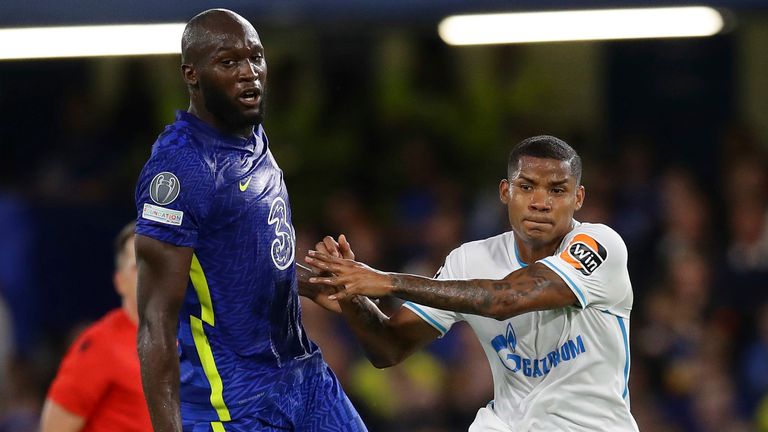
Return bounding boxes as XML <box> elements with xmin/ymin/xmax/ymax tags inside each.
<box><xmin>190</xmin><ymin>254</ymin><xmax>214</xmax><ymax>325</ymax></box>
<box><xmin>211</xmin><ymin>421</ymin><xmax>226</xmax><ymax>432</ymax></box>
<box><xmin>189</xmin><ymin>254</ymin><xmax>230</xmax><ymax>421</ymax></box>
<box><xmin>191</xmin><ymin>316</ymin><xmax>231</xmax><ymax>421</ymax></box>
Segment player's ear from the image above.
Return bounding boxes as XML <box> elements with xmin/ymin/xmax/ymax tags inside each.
<box><xmin>499</xmin><ymin>179</ymin><xmax>511</xmax><ymax>204</ymax></box>
<box><xmin>574</xmin><ymin>185</ymin><xmax>585</xmax><ymax>211</ymax></box>
<box><xmin>182</xmin><ymin>64</ymin><xmax>198</xmax><ymax>86</ymax></box>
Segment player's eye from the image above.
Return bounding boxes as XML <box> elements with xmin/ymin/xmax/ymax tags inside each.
<box><xmin>221</xmin><ymin>59</ymin><xmax>236</xmax><ymax>67</ymax></box>
<box><xmin>519</xmin><ymin>184</ymin><xmax>533</xmax><ymax>191</ymax></box>
<box><xmin>552</xmin><ymin>188</ymin><xmax>565</xmax><ymax>194</ymax></box>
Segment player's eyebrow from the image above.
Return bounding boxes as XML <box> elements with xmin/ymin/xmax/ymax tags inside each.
<box><xmin>548</xmin><ymin>178</ymin><xmax>569</xmax><ymax>186</ymax></box>
<box><xmin>514</xmin><ymin>174</ymin><xmax>570</xmax><ymax>186</ymax></box>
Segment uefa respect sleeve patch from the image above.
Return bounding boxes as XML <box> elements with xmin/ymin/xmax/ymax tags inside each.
<box><xmin>142</xmin><ymin>203</ymin><xmax>184</xmax><ymax>226</ymax></box>
<box><xmin>559</xmin><ymin>234</ymin><xmax>607</xmax><ymax>276</ymax></box>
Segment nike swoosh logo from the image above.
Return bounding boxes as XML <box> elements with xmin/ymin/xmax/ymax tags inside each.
<box><xmin>239</xmin><ymin>176</ymin><xmax>252</xmax><ymax>192</ymax></box>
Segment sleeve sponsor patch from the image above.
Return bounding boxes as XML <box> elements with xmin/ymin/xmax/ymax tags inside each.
<box><xmin>142</xmin><ymin>203</ymin><xmax>184</xmax><ymax>226</ymax></box>
<box><xmin>559</xmin><ymin>233</ymin><xmax>607</xmax><ymax>276</ymax></box>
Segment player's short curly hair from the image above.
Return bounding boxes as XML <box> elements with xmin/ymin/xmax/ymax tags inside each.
<box><xmin>507</xmin><ymin>135</ymin><xmax>582</xmax><ymax>185</ymax></box>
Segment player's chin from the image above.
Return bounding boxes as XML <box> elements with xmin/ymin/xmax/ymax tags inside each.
<box><xmin>523</xmin><ymin>226</ymin><xmax>552</xmax><ymax>241</ymax></box>
<box><xmin>239</xmin><ymin>109</ymin><xmax>263</xmax><ymax>126</ymax></box>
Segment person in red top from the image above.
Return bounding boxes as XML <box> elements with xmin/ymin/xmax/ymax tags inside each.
<box><xmin>40</xmin><ymin>222</ymin><xmax>151</xmax><ymax>432</ymax></box>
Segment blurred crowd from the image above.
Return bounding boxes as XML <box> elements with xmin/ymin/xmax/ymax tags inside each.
<box><xmin>1</xmin><ymin>29</ymin><xmax>767</xmax><ymax>432</ymax></box>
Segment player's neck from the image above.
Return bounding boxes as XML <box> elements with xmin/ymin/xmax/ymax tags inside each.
<box><xmin>123</xmin><ymin>303</ymin><xmax>139</xmax><ymax>326</ymax></box>
<box><xmin>514</xmin><ymin>236</ymin><xmax>561</xmax><ymax>264</ymax></box>
<box><xmin>187</xmin><ymin>105</ymin><xmax>255</xmax><ymax>139</ymax></box>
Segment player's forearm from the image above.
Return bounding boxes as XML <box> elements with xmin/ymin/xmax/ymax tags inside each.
<box><xmin>138</xmin><ymin>319</ymin><xmax>183</xmax><ymax>432</ymax></box>
<box><xmin>339</xmin><ymin>296</ymin><xmax>415</xmax><ymax>368</ymax></box>
<box><xmin>40</xmin><ymin>399</ymin><xmax>86</xmax><ymax>432</ymax></box>
<box><xmin>389</xmin><ymin>271</ymin><xmax>549</xmax><ymax>320</ymax></box>
<box><xmin>296</xmin><ymin>262</ymin><xmax>314</xmax><ymax>296</ymax></box>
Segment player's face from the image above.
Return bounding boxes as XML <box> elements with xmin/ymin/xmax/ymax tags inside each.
<box><xmin>114</xmin><ymin>237</ymin><xmax>139</xmax><ymax>321</ymax></box>
<box><xmin>193</xmin><ymin>21</ymin><xmax>267</xmax><ymax>136</ymax></box>
<box><xmin>500</xmin><ymin>156</ymin><xmax>584</xmax><ymax>249</ymax></box>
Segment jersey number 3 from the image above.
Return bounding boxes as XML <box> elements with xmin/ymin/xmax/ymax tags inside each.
<box><xmin>268</xmin><ymin>197</ymin><xmax>295</xmax><ymax>270</ymax></box>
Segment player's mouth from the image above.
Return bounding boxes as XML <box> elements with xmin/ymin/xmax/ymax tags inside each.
<box><xmin>522</xmin><ymin>217</ymin><xmax>553</xmax><ymax>228</ymax></box>
<box><xmin>238</xmin><ymin>88</ymin><xmax>261</xmax><ymax>108</ymax></box>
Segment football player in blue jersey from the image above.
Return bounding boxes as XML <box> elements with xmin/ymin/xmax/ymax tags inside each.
<box><xmin>134</xmin><ymin>9</ymin><xmax>365</xmax><ymax>432</ymax></box>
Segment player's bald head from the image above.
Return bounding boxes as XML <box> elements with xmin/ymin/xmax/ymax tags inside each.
<box><xmin>181</xmin><ymin>9</ymin><xmax>257</xmax><ymax>64</ymax></box>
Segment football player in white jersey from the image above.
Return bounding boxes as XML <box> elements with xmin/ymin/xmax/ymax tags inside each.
<box><xmin>305</xmin><ymin>135</ymin><xmax>639</xmax><ymax>431</ymax></box>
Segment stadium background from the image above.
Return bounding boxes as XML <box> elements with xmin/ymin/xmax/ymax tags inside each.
<box><xmin>1</xmin><ymin>1</ymin><xmax>768</xmax><ymax>431</ymax></box>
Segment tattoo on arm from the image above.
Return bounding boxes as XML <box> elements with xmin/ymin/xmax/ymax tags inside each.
<box><xmin>390</xmin><ymin>264</ymin><xmax>571</xmax><ymax>320</ymax></box>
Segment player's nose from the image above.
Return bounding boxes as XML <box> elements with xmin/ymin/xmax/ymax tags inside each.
<box><xmin>529</xmin><ymin>189</ymin><xmax>551</xmax><ymax>211</ymax></box>
<box><xmin>239</xmin><ymin>60</ymin><xmax>259</xmax><ymax>80</ymax></box>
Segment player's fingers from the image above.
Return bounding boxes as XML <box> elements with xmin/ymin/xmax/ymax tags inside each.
<box><xmin>308</xmin><ymin>275</ymin><xmax>339</xmax><ymax>286</ymax></box>
<box><xmin>323</xmin><ymin>236</ymin><xmax>341</xmax><ymax>258</ymax></box>
<box><xmin>304</xmin><ymin>254</ymin><xmax>333</xmax><ymax>272</ymax></box>
<box><xmin>315</xmin><ymin>241</ymin><xmax>330</xmax><ymax>255</ymax></box>
<box><xmin>328</xmin><ymin>289</ymin><xmax>352</xmax><ymax>301</ymax></box>
<box><xmin>307</xmin><ymin>250</ymin><xmax>346</xmax><ymax>265</ymax></box>
<box><xmin>338</xmin><ymin>234</ymin><xmax>355</xmax><ymax>260</ymax></box>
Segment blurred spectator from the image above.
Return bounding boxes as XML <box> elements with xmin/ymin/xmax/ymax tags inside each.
<box><xmin>0</xmin><ymin>294</ymin><xmax>11</xmax><ymax>412</ymax></box>
<box><xmin>611</xmin><ymin>138</ymin><xmax>658</xmax><ymax>248</ymax></box>
<box><xmin>691</xmin><ymin>374</ymin><xmax>751</xmax><ymax>432</ymax></box>
<box><xmin>0</xmin><ymin>358</ymin><xmax>43</xmax><ymax>432</ymax></box>
<box><xmin>727</xmin><ymin>201</ymin><xmax>768</xmax><ymax>271</ymax></box>
<box><xmin>656</xmin><ymin>168</ymin><xmax>712</xmax><ymax>262</ymax></box>
<box><xmin>743</xmin><ymin>302</ymin><xmax>768</xmax><ymax>412</ymax></box>
<box><xmin>39</xmin><ymin>222</ymin><xmax>151</xmax><ymax>432</ymax></box>
<box><xmin>348</xmin><ymin>351</ymin><xmax>446</xmax><ymax>432</ymax></box>
<box><xmin>401</xmin><ymin>210</ymin><xmax>463</xmax><ymax>277</ymax></box>
<box><xmin>0</xmin><ymin>192</ymin><xmax>37</xmax><ymax>357</ymax></box>
<box><xmin>636</xmin><ymin>250</ymin><xmax>716</xmax><ymax>427</ymax></box>
<box><xmin>323</xmin><ymin>190</ymin><xmax>385</xmax><ymax>266</ymax></box>
<box><xmin>724</xmin><ymin>157</ymin><xmax>768</xmax><ymax>272</ymax></box>
<box><xmin>443</xmin><ymin>324</ymin><xmax>493</xmax><ymax>430</ymax></box>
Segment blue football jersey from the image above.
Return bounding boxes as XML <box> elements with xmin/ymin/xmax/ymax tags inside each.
<box><xmin>135</xmin><ymin>111</ymin><xmax>318</xmax><ymax>423</ymax></box>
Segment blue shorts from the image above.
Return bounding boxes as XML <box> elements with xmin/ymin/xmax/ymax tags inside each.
<box><xmin>182</xmin><ymin>355</ymin><xmax>366</xmax><ymax>432</ymax></box>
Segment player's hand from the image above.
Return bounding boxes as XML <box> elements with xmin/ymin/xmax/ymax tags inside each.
<box><xmin>304</xmin><ymin>251</ymin><xmax>393</xmax><ymax>300</ymax></box>
<box><xmin>297</xmin><ymin>263</ymin><xmax>342</xmax><ymax>313</ymax></box>
<box><xmin>297</xmin><ymin>234</ymin><xmax>357</xmax><ymax>313</ymax></box>
<box><xmin>306</xmin><ymin>234</ymin><xmax>355</xmax><ymax>272</ymax></box>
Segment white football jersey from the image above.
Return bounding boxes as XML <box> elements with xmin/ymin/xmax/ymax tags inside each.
<box><xmin>404</xmin><ymin>222</ymin><xmax>639</xmax><ymax>431</ymax></box>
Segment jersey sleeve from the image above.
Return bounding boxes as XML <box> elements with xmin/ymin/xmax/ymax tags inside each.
<box><xmin>135</xmin><ymin>144</ymin><xmax>215</xmax><ymax>248</ymax></box>
<box><xmin>403</xmin><ymin>247</ymin><xmax>465</xmax><ymax>336</ymax></box>
<box><xmin>46</xmin><ymin>328</ymin><xmax>111</xmax><ymax>418</ymax></box>
<box><xmin>537</xmin><ymin>224</ymin><xmax>631</xmax><ymax>313</ymax></box>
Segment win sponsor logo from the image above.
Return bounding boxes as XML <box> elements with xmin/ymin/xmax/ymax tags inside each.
<box><xmin>560</xmin><ymin>234</ymin><xmax>607</xmax><ymax>276</ymax></box>
<box><xmin>491</xmin><ymin>327</ymin><xmax>586</xmax><ymax>377</ymax></box>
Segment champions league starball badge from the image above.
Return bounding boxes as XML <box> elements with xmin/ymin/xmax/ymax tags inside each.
<box><xmin>149</xmin><ymin>172</ymin><xmax>181</xmax><ymax>205</ymax></box>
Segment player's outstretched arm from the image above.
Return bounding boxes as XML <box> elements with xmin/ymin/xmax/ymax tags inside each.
<box><xmin>306</xmin><ymin>252</ymin><xmax>577</xmax><ymax>321</ymax></box>
<box><xmin>135</xmin><ymin>234</ymin><xmax>192</xmax><ymax>432</ymax></box>
<box><xmin>337</xmin><ymin>295</ymin><xmax>442</xmax><ymax>368</ymax></box>
<box><xmin>304</xmin><ymin>235</ymin><xmax>441</xmax><ymax>368</ymax></box>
